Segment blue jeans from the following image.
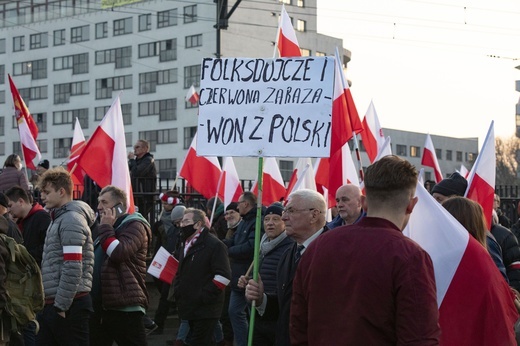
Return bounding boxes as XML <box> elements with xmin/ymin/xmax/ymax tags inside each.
<box><xmin>228</xmin><ymin>290</ymin><xmax>248</xmax><ymax>346</ymax></box>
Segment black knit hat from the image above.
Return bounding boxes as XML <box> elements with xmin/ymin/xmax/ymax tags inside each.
<box><xmin>226</xmin><ymin>202</ymin><xmax>239</xmax><ymax>212</ymax></box>
<box><xmin>431</xmin><ymin>172</ymin><xmax>468</xmax><ymax>197</ymax></box>
<box><xmin>38</xmin><ymin>159</ymin><xmax>49</xmax><ymax>170</ymax></box>
<box><xmin>0</xmin><ymin>193</ymin><xmax>8</xmax><ymax>209</ymax></box>
<box><xmin>265</xmin><ymin>204</ymin><xmax>284</xmax><ymax>216</ymax></box>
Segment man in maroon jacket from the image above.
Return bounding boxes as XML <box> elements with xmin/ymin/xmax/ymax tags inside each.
<box><xmin>290</xmin><ymin>156</ymin><xmax>440</xmax><ymax>345</ymax></box>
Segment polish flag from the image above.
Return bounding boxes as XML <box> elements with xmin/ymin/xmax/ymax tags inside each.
<box><xmin>314</xmin><ymin>157</ymin><xmax>329</xmax><ymax>195</ymax></box>
<box><xmin>421</xmin><ymin>134</ymin><xmax>443</xmax><ymax>183</ymax></box>
<box><xmin>277</xmin><ymin>5</ymin><xmax>301</xmax><ymax>57</ymax></box>
<box><xmin>148</xmin><ymin>246</ymin><xmax>179</xmax><ymax>284</ymax></box>
<box><xmin>252</xmin><ymin>158</ymin><xmax>286</xmax><ymax>205</ymax></box>
<box><xmin>361</xmin><ymin>101</ymin><xmax>385</xmax><ymax>163</ymax></box>
<box><xmin>179</xmin><ymin>133</ymin><xmax>222</xmax><ymax>200</ymax></box>
<box><xmin>77</xmin><ymin>95</ymin><xmax>135</xmax><ymax>213</ymax></box>
<box><xmin>68</xmin><ymin>118</ymin><xmax>86</xmax><ymax>196</ymax></box>
<box><xmin>8</xmin><ymin>75</ymin><xmax>41</xmax><ymax>170</ymax></box>
<box><xmin>459</xmin><ymin>164</ymin><xmax>469</xmax><ymax>179</ymax></box>
<box><xmin>218</xmin><ymin>157</ymin><xmax>243</xmax><ymax>208</ymax></box>
<box><xmin>285</xmin><ymin>158</ymin><xmax>317</xmax><ymax>200</ymax></box>
<box><xmin>372</xmin><ymin>137</ymin><xmax>392</xmax><ymax>162</ymax></box>
<box><xmin>186</xmin><ymin>85</ymin><xmax>200</xmax><ymax>106</ymax></box>
<box><xmin>465</xmin><ymin>121</ymin><xmax>496</xmax><ymax>230</ymax></box>
<box><xmin>405</xmin><ymin>181</ymin><xmax>517</xmax><ymax>345</ymax></box>
<box><xmin>342</xmin><ymin>143</ymin><xmax>360</xmax><ymax>187</ymax></box>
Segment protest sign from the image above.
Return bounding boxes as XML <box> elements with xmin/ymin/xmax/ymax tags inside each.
<box><xmin>197</xmin><ymin>56</ymin><xmax>334</xmax><ymax>157</ymax></box>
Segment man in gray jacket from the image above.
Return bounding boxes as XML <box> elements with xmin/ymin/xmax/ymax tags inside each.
<box><xmin>37</xmin><ymin>167</ymin><xmax>95</xmax><ymax>345</ymax></box>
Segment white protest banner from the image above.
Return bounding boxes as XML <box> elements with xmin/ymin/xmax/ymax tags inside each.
<box><xmin>197</xmin><ymin>56</ymin><xmax>335</xmax><ymax>157</ymax></box>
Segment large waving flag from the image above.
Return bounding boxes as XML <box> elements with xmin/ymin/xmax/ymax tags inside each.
<box><xmin>277</xmin><ymin>5</ymin><xmax>301</xmax><ymax>57</ymax></box>
<box><xmin>68</xmin><ymin>118</ymin><xmax>86</xmax><ymax>184</ymax></box>
<box><xmin>219</xmin><ymin>157</ymin><xmax>243</xmax><ymax>208</ymax></box>
<box><xmin>405</xmin><ymin>181</ymin><xmax>517</xmax><ymax>345</ymax></box>
<box><xmin>285</xmin><ymin>158</ymin><xmax>317</xmax><ymax>200</ymax></box>
<box><xmin>421</xmin><ymin>134</ymin><xmax>443</xmax><ymax>183</ymax></box>
<box><xmin>465</xmin><ymin>121</ymin><xmax>495</xmax><ymax>229</ymax></box>
<box><xmin>252</xmin><ymin>158</ymin><xmax>286</xmax><ymax>205</ymax></box>
<box><xmin>179</xmin><ymin>133</ymin><xmax>222</xmax><ymax>200</ymax></box>
<box><xmin>77</xmin><ymin>95</ymin><xmax>135</xmax><ymax>213</ymax></box>
<box><xmin>8</xmin><ymin>75</ymin><xmax>41</xmax><ymax>170</ymax></box>
<box><xmin>361</xmin><ymin>101</ymin><xmax>385</xmax><ymax>163</ymax></box>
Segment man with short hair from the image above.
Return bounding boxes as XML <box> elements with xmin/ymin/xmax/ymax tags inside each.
<box><xmin>128</xmin><ymin>139</ymin><xmax>157</xmax><ymax>220</ymax></box>
<box><xmin>290</xmin><ymin>156</ymin><xmax>440</xmax><ymax>345</ymax></box>
<box><xmin>37</xmin><ymin>167</ymin><xmax>95</xmax><ymax>345</ymax></box>
<box><xmin>225</xmin><ymin>192</ymin><xmax>261</xmax><ymax>346</ymax></box>
<box><xmin>327</xmin><ymin>184</ymin><xmax>363</xmax><ymax>229</ymax></box>
<box><xmin>0</xmin><ymin>192</ymin><xmax>22</xmax><ymax>243</ymax></box>
<box><xmin>173</xmin><ymin>208</ymin><xmax>231</xmax><ymax>345</ymax></box>
<box><xmin>245</xmin><ymin>189</ymin><xmax>327</xmax><ymax>346</ymax></box>
<box><xmin>90</xmin><ymin>185</ymin><xmax>152</xmax><ymax>346</ymax></box>
<box><xmin>5</xmin><ymin>186</ymin><xmax>50</xmax><ymax>264</ymax></box>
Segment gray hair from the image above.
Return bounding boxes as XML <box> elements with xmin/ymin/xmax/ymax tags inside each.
<box><xmin>288</xmin><ymin>189</ymin><xmax>326</xmax><ymax>213</ymax></box>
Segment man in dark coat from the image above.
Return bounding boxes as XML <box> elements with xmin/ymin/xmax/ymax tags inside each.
<box><xmin>173</xmin><ymin>208</ymin><xmax>231</xmax><ymax>346</ymax></box>
<box><xmin>128</xmin><ymin>139</ymin><xmax>157</xmax><ymax>220</ymax></box>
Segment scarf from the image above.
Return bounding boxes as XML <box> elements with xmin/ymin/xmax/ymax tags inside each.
<box><xmin>260</xmin><ymin>231</ymin><xmax>288</xmax><ymax>257</ymax></box>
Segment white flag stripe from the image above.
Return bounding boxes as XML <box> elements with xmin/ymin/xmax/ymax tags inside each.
<box><xmin>63</xmin><ymin>245</ymin><xmax>82</xmax><ymax>254</ymax></box>
<box><xmin>106</xmin><ymin>239</ymin><xmax>120</xmax><ymax>257</ymax></box>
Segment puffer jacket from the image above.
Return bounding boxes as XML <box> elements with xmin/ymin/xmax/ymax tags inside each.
<box><xmin>491</xmin><ymin>223</ymin><xmax>520</xmax><ymax>291</ymax></box>
<box><xmin>97</xmin><ymin>213</ymin><xmax>151</xmax><ymax>310</ymax></box>
<box><xmin>0</xmin><ymin>167</ymin><xmax>30</xmax><ymax>192</ymax></box>
<box><xmin>41</xmin><ymin>200</ymin><xmax>95</xmax><ymax>311</ymax></box>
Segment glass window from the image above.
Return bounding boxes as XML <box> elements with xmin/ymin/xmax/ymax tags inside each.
<box><xmin>0</xmin><ymin>39</ymin><xmax>6</xmax><ymax>54</ymax></box>
<box><xmin>0</xmin><ymin>65</ymin><xmax>3</xmax><ymax>84</ymax></box>
<box><xmin>296</xmin><ymin>19</ymin><xmax>306</xmax><ymax>32</ymax></box>
<box><xmin>456</xmin><ymin>151</ymin><xmax>463</xmax><ymax>162</ymax></box>
<box><xmin>0</xmin><ymin>117</ymin><xmax>4</xmax><ymax>136</ymax></box>
<box><xmin>185</xmin><ymin>34</ymin><xmax>202</xmax><ymax>48</ymax></box>
<box><xmin>435</xmin><ymin>148</ymin><xmax>442</xmax><ymax>160</ymax></box>
<box><xmin>396</xmin><ymin>144</ymin><xmax>407</xmax><ymax>156</ymax></box>
<box><xmin>159</xmin><ymin>39</ymin><xmax>176</xmax><ymax>62</ymax></box>
<box><xmin>35</xmin><ymin>112</ymin><xmax>47</xmax><ymax>133</ymax></box>
<box><xmin>13</xmin><ymin>36</ymin><xmax>25</xmax><ymax>52</ymax></box>
<box><xmin>113</xmin><ymin>17</ymin><xmax>132</xmax><ymax>36</ymax></box>
<box><xmin>279</xmin><ymin>160</ymin><xmax>293</xmax><ymax>182</ymax></box>
<box><xmin>71</xmin><ymin>25</ymin><xmax>89</xmax><ymax>43</ymax></box>
<box><xmin>184</xmin><ymin>5</ymin><xmax>197</xmax><ymax>24</ymax></box>
<box><xmin>410</xmin><ymin>145</ymin><xmax>420</xmax><ymax>157</ymax></box>
<box><xmin>446</xmin><ymin>150</ymin><xmax>453</xmax><ymax>161</ymax></box>
<box><xmin>156</xmin><ymin>159</ymin><xmax>177</xmax><ymax>179</ymax></box>
<box><xmin>30</xmin><ymin>33</ymin><xmax>48</xmax><ymax>49</ymax></box>
<box><xmin>184</xmin><ymin>65</ymin><xmax>200</xmax><ymax>88</ymax></box>
<box><xmin>138</xmin><ymin>42</ymin><xmax>158</xmax><ymax>58</ymax></box>
<box><xmin>183</xmin><ymin>126</ymin><xmax>196</xmax><ymax>149</ymax></box>
<box><xmin>297</xmin><ymin>0</ymin><xmax>304</xmax><ymax>7</ymax></box>
<box><xmin>53</xmin><ymin>138</ymin><xmax>73</xmax><ymax>158</ymax></box>
<box><xmin>54</xmin><ymin>29</ymin><xmax>65</xmax><ymax>46</ymax></box>
<box><xmin>96</xmin><ymin>22</ymin><xmax>108</xmax><ymax>39</ymax></box>
<box><xmin>139</xmin><ymin>14</ymin><xmax>151</xmax><ymax>31</ymax></box>
<box><xmin>157</xmin><ymin>9</ymin><xmax>177</xmax><ymax>28</ymax></box>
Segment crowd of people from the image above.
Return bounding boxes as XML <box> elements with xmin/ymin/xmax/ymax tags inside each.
<box><xmin>0</xmin><ymin>143</ymin><xmax>520</xmax><ymax>345</ymax></box>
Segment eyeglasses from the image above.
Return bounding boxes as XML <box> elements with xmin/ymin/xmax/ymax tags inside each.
<box><xmin>282</xmin><ymin>208</ymin><xmax>319</xmax><ymax>215</ymax></box>
<box><xmin>237</xmin><ymin>200</ymin><xmax>246</xmax><ymax>204</ymax></box>
<box><xmin>180</xmin><ymin>219</ymin><xmax>194</xmax><ymax>226</ymax></box>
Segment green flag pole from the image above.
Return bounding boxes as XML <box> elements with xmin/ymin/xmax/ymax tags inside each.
<box><xmin>247</xmin><ymin>156</ymin><xmax>264</xmax><ymax>346</ymax></box>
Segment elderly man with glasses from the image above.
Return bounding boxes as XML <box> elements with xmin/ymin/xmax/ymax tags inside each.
<box><xmin>245</xmin><ymin>189</ymin><xmax>326</xmax><ymax>346</ymax></box>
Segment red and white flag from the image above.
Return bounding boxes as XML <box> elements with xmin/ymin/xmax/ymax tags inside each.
<box><xmin>405</xmin><ymin>181</ymin><xmax>517</xmax><ymax>345</ymax></box>
<box><xmin>277</xmin><ymin>5</ymin><xmax>301</xmax><ymax>57</ymax></box>
<box><xmin>421</xmin><ymin>134</ymin><xmax>443</xmax><ymax>183</ymax></box>
<box><xmin>372</xmin><ymin>137</ymin><xmax>392</xmax><ymax>162</ymax></box>
<box><xmin>342</xmin><ymin>143</ymin><xmax>359</xmax><ymax>187</ymax></box>
<box><xmin>68</xmin><ymin>118</ymin><xmax>86</xmax><ymax>186</ymax></box>
<box><xmin>459</xmin><ymin>164</ymin><xmax>469</xmax><ymax>179</ymax></box>
<box><xmin>285</xmin><ymin>158</ymin><xmax>316</xmax><ymax>200</ymax></box>
<box><xmin>252</xmin><ymin>158</ymin><xmax>286</xmax><ymax>205</ymax></box>
<box><xmin>179</xmin><ymin>133</ymin><xmax>222</xmax><ymax>200</ymax></box>
<box><xmin>186</xmin><ymin>85</ymin><xmax>199</xmax><ymax>106</ymax></box>
<box><xmin>8</xmin><ymin>75</ymin><xmax>41</xmax><ymax>170</ymax></box>
<box><xmin>361</xmin><ymin>101</ymin><xmax>385</xmax><ymax>163</ymax></box>
<box><xmin>465</xmin><ymin>121</ymin><xmax>495</xmax><ymax>229</ymax></box>
<box><xmin>219</xmin><ymin>157</ymin><xmax>243</xmax><ymax>208</ymax></box>
<box><xmin>77</xmin><ymin>95</ymin><xmax>135</xmax><ymax>213</ymax></box>
<box><xmin>148</xmin><ymin>246</ymin><xmax>179</xmax><ymax>284</ymax></box>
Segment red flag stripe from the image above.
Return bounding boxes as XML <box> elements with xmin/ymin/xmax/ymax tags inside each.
<box><xmin>213</xmin><ymin>275</ymin><xmax>230</xmax><ymax>290</ymax></box>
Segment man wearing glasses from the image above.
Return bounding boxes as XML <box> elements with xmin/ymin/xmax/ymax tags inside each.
<box><xmin>173</xmin><ymin>208</ymin><xmax>231</xmax><ymax>346</ymax></box>
<box><xmin>245</xmin><ymin>189</ymin><xmax>326</xmax><ymax>346</ymax></box>
<box><xmin>128</xmin><ymin>139</ymin><xmax>157</xmax><ymax>220</ymax></box>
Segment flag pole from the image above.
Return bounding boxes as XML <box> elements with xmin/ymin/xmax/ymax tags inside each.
<box><xmin>17</xmin><ymin>141</ymin><xmax>31</xmax><ymax>188</ymax></box>
<box><xmin>351</xmin><ymin>132</ymin><xmax>364</xmax><ymax>184</ymax></box>
<box><xmin>248</xmin><ymin>156</ymin><xmax>263</xmax><ymax>346</ymax></box>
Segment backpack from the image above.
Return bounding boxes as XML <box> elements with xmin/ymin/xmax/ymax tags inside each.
<box><xmin>0</xmin><ymin>234</ymin><xmax>44</xmax><ymax>331</ymax></box>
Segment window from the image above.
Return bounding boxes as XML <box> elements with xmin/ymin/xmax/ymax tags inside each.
<box><xmin>425</xmin><ymin>171</ymin><xmax>432</xmax><ymax>181</ymax></box>
<box><xmin>140</xmin><ymin>129</ymin><xmax>178</xmax><ymax>151</ymax></box>
<box><xmin>157</xmin><ymin>9</ymin><xmax>177</xmax><ymax>28</ymax></box>
<box><xmin>446</xmin><ymin>150</ymin><xmax>452</xmax><ymax>161</ymax></box>
<box><xmin>95</xmin><ymin>47</ymin><xmax>131</xmax><ymax>68</ymax></box>
<box><xmin>72</xmin><ymin>53</ymin><xmax>89</xmax><ymax>74</ymax></box>
<box><xmin>410</xmin><ymin>145</ymin><xmax>420</xmax><ymax>157</ymax></box>
<box><xmin>53</xmin><ymin>138</ymin><xmax>73</xmax><ymax>158</ymax></box>
<box><xmin>456</xmin><ymin>151</ymin><xmax>462</xmax><ymax>162</ymax></box>
<box><xmin>139</xmin><ymin>99</ymin><xmax>177</xmax><ymax>121</ymax></box>
<box><xmin>156</xmin><ymin>159</ymin><xmax>177</xmax><ymax>179</ymax></box>
<box><xmin>53</xmin><ymin>108</ymin><xmax>88</xmax><ymax>128</ymax></box>
<box><xmin>32</xmin><ymin>59</ymin><xmax>47</xmax><ymax>79</ymax></box>
<box><xmin>184</xmin><ymin>65</ymin><xmax>201</xmax><ymax>88</ymax></box>
<box><xmin>54</xmin><ymin>81</ymin><xmax>89</xmax><ymax>104</ymax></box>
<box><xmin>185</xmin><ymin>34</ymin><xmax>202</xmax><ymax>48</ymax></box>
<box><xmin>297</xmin><ymin>0</ymin><xmax>304</xmax><ymax>7</ymax></box>
<box><xmin>279</xmin><ymin>160</ymin><xmax>293</xmax><ymax>182</ymax></box>
<box><xmin>315</xmin><ymin>51</ymin><xmax>326</xmax><ymax>57</ymax></box>
<box><xmin>34</xmin><ymin>112</ymin><xmax>47</xmax><ymax>132</ymax></box>
<box><xmin>184</xmin><ymin>5</ymin><xmax>197</xmax><ymax>23</ymax></box>
<box><xmin>435</xmin><ymin>148</ymin><xmax>442</xmax><ymax>160</ymax></box>
<box><xmin>0</xmin><ymin>117</ymin><xmax>3</xmax><ymax>136</ymax></box>
<box><xmin>296</xmin><ymin>19</ymin><xmax>306</xmax><ymax>32</ymax></box>
<box><xmin>139</xmin><ymin>14</ymin><xmax>151</xmax><ymax>31</ymax></box>
<box><xmin>160</xmin><ymin>39</ymin><xmax>176</xmax><ymax>62</ymax></box>
<box><xmin>71</xmin><ymin>25</ymin><xmax>89</xmax><ymax>43</ymax></box>
<box><xmin>396</xmin><ymin>144</ymin><xmax>407</xmax><ymax>156</ymax></box>
<box><xmin>13</xmin><ymin>36</ymin><xmax>25</xmax><ymax>52</ymax></box>
<box><xmin>30</xmin><ymin>33</ymin><xmax>48</xmax><ymax>49</ymax></box>
<box><xmin>95</xmin><ymin>104</ymin><xmax>131</xmax><ymax>124</ymax></box>
<box><xmin>12</xmin><ymin>142</ymin><xmax>22</xmax><ymax>157</ymax></box>
<box><xmin>13</xmin><ymin>61</ymin><xmax>32</xmax><ymax>76</ymax></box>
<box><xmin>300</xmin><ymin>48</ymin><xmax>311</xmax><ymax>56</ymax></box>
<box><xmin>114</xmin><ymin>17</ymin><xmax>132</xmax><ymax>36</ymax></box>
<box><xmin>95</xmin><ymin>75</ymin><xmax>132</xmax><ymax>99</ymax></box>
<box><xmin>0</xmin><ymin>39</ymin><xmax>5</xmax><ymax>54</ymax></box>
<box><xmin>54</xmin><ymin>29</ymin><xmax>65</xmax><ymax>46</ymax></box>
<box><xmin>18</xmin><ymin>86</ymin><xmax>48</xmax><ymax>101</ymax></box>
<box><xmin>0</xmin><ymin>142</ymin><xmax>4</xmax><ymax>156</ymax></box>
<box><xmin>466</xmin><ymin>152</ymin><xmax>476</xmax><ymax>162</ymax></box>
<box><xmin>0</xmin><ymin>65</ymin><xmax>3</xmax><ymax>84</ymax></box>
<box><xmin>95</xmin><ymin>22</ymin><xmax>108</xmax><ymax>39</ymax></box>
<box><xmin>280</xmin><ymin>0</ymin><xmax>291</xmax><ymax>4</ymax></box>
<box><xmin>36</xmin><ymin>139</ymin><xmax>48</xmax><ymax>153</ymax></box>
<box><xmin>125</xmin><ymin>132</ymin><xmax>133</xmax><ymax>147</ymax></box>
<box><xmin>0</xmin><ymin>91</ymin><xmax>4</xmax><ymax>104</ymax></box>
<box><xmin>139</xmin><ymin>69</ymin><xmax>178</xmax><ymax>94</ymax></box>
<box><xmin>183</xmin><ymin>127</ymin><xmax>196</xmax><ymax>149</ymax></box>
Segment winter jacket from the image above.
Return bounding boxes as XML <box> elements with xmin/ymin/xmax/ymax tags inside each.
<box><xmin>173</xmin><ymin>228</ymin><xmax>231</xmax><ymax>320</ymax></box>
<box><xmin>97</xmin><ymin>213</ymin><xmax>151</xmax><ymax>310</ymax></box>
<box><xmin>16</xmin><ymin>203</ymin><xmax>50</xmax><ymax>266</ymax></box>
<box><xmin>491</xmin><ymin>223</ymin><xmax>520</xmax><ymax>291</ymax></box>
<box><xmin>129</xmin><ymin>152</ymin><xmax>157</xmax><ymax>193</ymax></box>
<box><xmin>41</xmin><ymin>200</ymin><xmax>95</xmax><ymax>311</ymax></box>
<box><xmin>0</xmin><ymin>167</ymin><xmax>30</xmax><ymax>192</ymax></box>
